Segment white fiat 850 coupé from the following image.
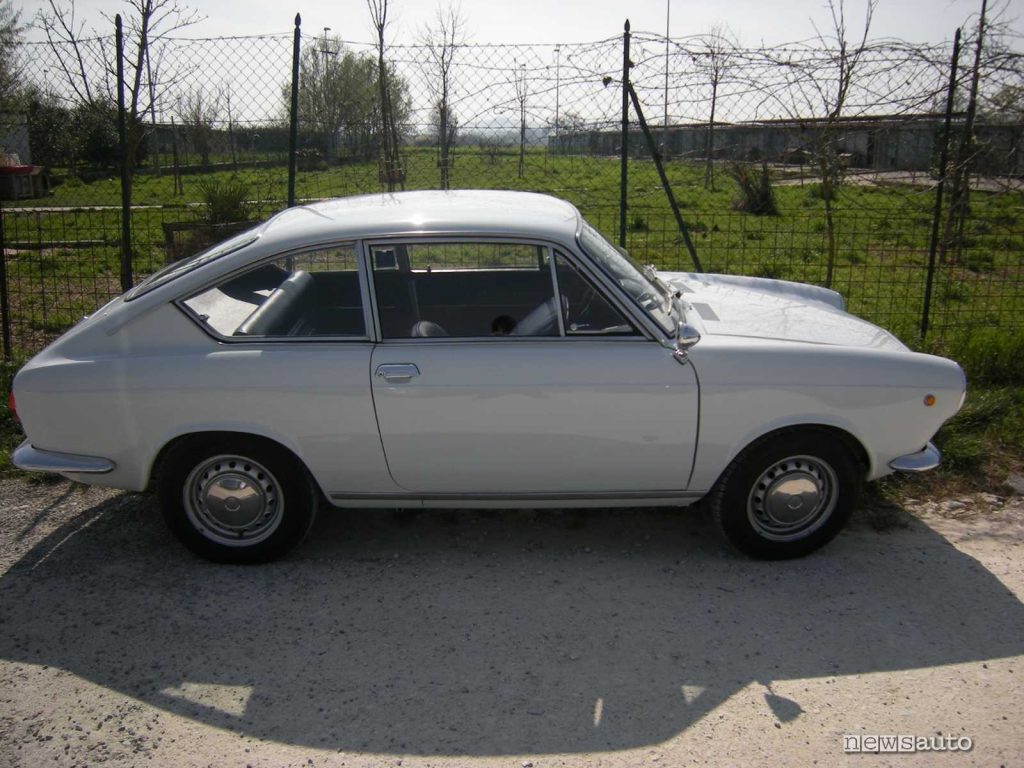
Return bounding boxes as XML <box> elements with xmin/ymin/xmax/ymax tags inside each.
<box><xmin>10</xmin><ymin>191</ymin><xmax>966</xmax><ymax>563</ymax></box>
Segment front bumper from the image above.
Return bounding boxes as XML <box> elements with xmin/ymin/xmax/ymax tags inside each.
<box><xmin>12</xmin><ymin>440</ymin><xmax>116</xmax><ymax>474</ymax></box>
<box><xmin>888</xmin><ymin>442</ymin><xmax>941</xmax><ymax>473</ymax></box>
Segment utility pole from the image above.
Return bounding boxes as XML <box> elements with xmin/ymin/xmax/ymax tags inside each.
<box><xmin>662</xmin><ymin>0</ymin><xmax>670</xmax><ymax>157</ymax></box>
<box><xmin>554</xmin><ymin>44</ymin><xmax>561</xmax><ymax>136</ymax></box>
<box><xmin>320</xmin><ymin>27</ymin><xmax>335</xmax><ymax>161</ymax></box>
<box><xmin>146</xmin><ymin>43</ymin><xmax>160</xmax><ymax>176</ymax></box>
<box><xmin>321</xmin><ymin>27</ymin><xmax>332</xmax><ymax>71</ymax></box>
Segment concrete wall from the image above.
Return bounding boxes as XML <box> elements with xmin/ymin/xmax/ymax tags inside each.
<box><xmin>549</xmin><ymin>119</ymin><xmax>1024</xmax><ymax>176</ymax></box>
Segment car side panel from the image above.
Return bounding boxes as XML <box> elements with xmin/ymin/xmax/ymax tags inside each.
<box><xmin>686</xmin><ymin>337</ymin><xmax>966</xmax><ymax>488</ymax></box>
<box><xmin>13</xmin><ymin>305</ymin><xmax>396</xmax><ymax>496</ymax></box>
<box><xmin>370</xmin><ymin>340</ymin><xmax>699</xmax><ymax>494</ymax></box>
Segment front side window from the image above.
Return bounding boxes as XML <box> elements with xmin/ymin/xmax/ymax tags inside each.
<box><xmin>577</xmin><ymin>222</ymin><xmax>676</xmax><ymax>334</ymax></box>
<box><xmin>371</xmin><ymin>241</ymin><xmax>560</xmax><ymax>339</ymax></box>
<box><xmin>554</xmin><ymin>252</ymin><xmax>637</xmax><ymax>336</ymax></box>
<box><xmin>182</xmin><ymin>244</ymin><xmax>365</xmax><ymax>338</ymax></box>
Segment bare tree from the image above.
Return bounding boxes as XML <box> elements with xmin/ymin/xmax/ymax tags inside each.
<box><xmin>810</xmin><ymin>0</ymin><xmax>878</xmax><ymax>287</ymax></box>
<box><xmin>692</xmin><ymin>24</ymin><xmax>737</xmax><ymax>190</ymax></box>
<box><xmin>513</xmin><ymin>62</ymin><xmax>527</xmax><ymax>178</ymax></box>
<box><xmin>176</xmin><ymin>86</ymin><xmax>222</xmax><ymax>168</ymax></box>
<box><xmin>36</xmin><ymin>0</ymin><xmax>100</xmax><ymax>105</ymax></box>
<box><xmin>0</xmin><ymin>1</ymin><xmax>22</xmax><ymax>108</ymax></box>
<box><xmin>939</xmin><ymin>0</ymin><xmax>1021</xmax><ymax>260</ymax></box>
<box><xmin>36</xmin><ymin>0</ymin><xmax>201</xmax><ymax>186</ymax></box>
<box><xmin>367</xmin><ymin>0</ymin><xmax>404</xmax><ymax>191</ymax></box>
<box><xmin>430</xmin><ymin>99</ymin><xmax>459</xmax><ymax>159</ymax></box>
<box><xmin>749</xmin><ymin>0</ymin><xmax>878</xmax><ymax>287</ymax></box>
<box><xmin>741</xmin><ymin>0</ymin><xmax>880</xmax><ymax>285</ymax></box>
<box><xmin>420</xmin><ymin>3</ymin><xmax>465</xmax><ymax>189</ymax></box>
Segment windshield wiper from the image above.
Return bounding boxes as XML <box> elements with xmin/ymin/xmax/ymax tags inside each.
<box><xmin>643</xmin><ymin>264</ymin><xmax>681</xmax><ymax>307</ymax></box>
<box><xmin>643</xmin><ymin>264</ymin><xmax>692</xmax><ymax>332</ymax></box>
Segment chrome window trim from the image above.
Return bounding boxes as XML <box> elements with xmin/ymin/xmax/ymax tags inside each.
<box><xmin>373</xmin><ymin>335</ymin><xmax>652</xmax><ymax>346</ymax></box>
<box><xmin>356</xmin><ymin>238</ymin><xmax>382</xmax><ymax>343</ymax></box>
<box><xmin>572</xmin><ymin>224</ymin><xmax>676</xmax><ymax>341</ymax></box>
<box><xmin>363</xmin><ymin>234</ymin><xmax>653</xmax><ymax>343</ymax></box>
<box><xmin>126</xmin><ymin>231</ymin><xmax>261</xmax><ymax>302</ymax></box>
<box><xmin>174</xmin><ymin>240</ymin><xmax>374</xmax><ymax>345</ymax></box>
<box><xmin>546</xmin><ymin>245</ymin><xmax>567</xmax><ymax>337</ymax></box>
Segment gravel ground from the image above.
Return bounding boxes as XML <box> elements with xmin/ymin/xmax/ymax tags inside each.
<box><xmin>0</xmin><ymin>477</ymin><xmax>1022</xmax><ymax>768</ymax></box>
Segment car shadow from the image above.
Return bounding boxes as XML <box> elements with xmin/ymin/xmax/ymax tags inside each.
<box><xmin>1</xmin><ymin>494</ymin><xmax>1022</xmax><ymax>755</ymax></box>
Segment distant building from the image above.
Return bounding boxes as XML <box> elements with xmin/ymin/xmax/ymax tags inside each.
<box><xmin>549</xmin><ymin>114</ymin><xmax>1024</xmax><ymax>176</ymax></box>
<box><xmin>0</xmin><ymin>113</ymin><xmax>32</xmax><ymax>165</ymax></box>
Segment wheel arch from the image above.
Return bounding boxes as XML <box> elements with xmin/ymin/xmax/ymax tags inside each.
<box><xmin>708</xmin><ymin>422</ymin><xmax>871</xmax><ymax>491</ymax></box>
<box><xmin>147</xmin><ymin>430</ymin><xmax>323</xmax><ymax>500</ymax></box>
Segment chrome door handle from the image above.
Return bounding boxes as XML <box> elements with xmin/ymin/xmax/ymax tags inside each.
<box><xmin>375</xmin><ymin>363</ymin><xmax>420</xmax><ymax>382</ymax></box>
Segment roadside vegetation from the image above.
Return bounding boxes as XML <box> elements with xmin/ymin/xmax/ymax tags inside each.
<box><xmin>1</xmin><ymin>150</ymin><xmax>1022</xmax><ymax>497</ymax></box>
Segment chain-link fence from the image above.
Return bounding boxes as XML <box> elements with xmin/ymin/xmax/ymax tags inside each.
<box><xmin>1</xmin><ymin>16</ymin><xmax>1022</xmax><ymax>369</ymax></box>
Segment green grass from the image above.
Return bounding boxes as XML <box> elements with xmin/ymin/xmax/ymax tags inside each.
<box><xmin>5</xmin><ymin>147</ymin><xmax>1021</xmax><ymax>350</ymax></box>
<box><xmin>1</xmin><ymin>358</ymin><xmax>24</xmax><ymax>473</ymax></box>
<box><xmin>2</xmin><ymin>147</ymin><xmax>1022</xmax><ymax>488</ymax></box>
<box><xmin>925</xmin><ymin>330</ymin><xmax>1024</xmax><ymax>479</ymax></box>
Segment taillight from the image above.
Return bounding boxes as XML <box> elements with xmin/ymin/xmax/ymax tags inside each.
<box><xmin>7</xmin><ymin>390</ymin><xmax>17</xmax><ymax>424</ymax></box>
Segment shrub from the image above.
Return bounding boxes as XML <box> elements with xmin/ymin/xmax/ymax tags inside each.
<box><xmin>630</xmin><ymin>215</ymin><xmax>648</xmax><ymax>232</ymax></box>
<box><xmin>196</xmin><ymin>178</ymin><xmax>253</xmax><ymax>225</ymax></box>
<box><xmin>939</xmin><ymin>329</ymin><xmax>1024</xmax><ymax>386</ymax></box>
<box><xmin>727</xmin><ymin>161</ymin><xmax>778</xmax><ymax>216</ymax></box>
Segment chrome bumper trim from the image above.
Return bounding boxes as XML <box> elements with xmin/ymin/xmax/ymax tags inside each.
<box><xmin>888</xmin><ymin>442</ymin><xmax>941</xmax><ymax>473</ymax></box>
<box><xmin>12</xmin><ymin>440</ymin><xmax>116</xmax><ymax>475</ymax></box>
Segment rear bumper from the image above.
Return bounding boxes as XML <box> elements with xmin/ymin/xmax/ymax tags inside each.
<box><xmin>888</xmin><ymin>442</ymin><xmax>941</xmax><ymax>473</ymax></box>
<box><xmin>12</xmin><ymin>440</ymin><xmax>116</xmax><ymax>474</ymax></box>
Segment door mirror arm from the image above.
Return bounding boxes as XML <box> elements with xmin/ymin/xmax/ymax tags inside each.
<box><xmin>673</xmin><ymin>322</ymin><xmax>701</xmax><ymax>364</ymax></box>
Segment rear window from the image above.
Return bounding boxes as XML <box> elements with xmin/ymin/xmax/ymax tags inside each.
<box><xmin>124</xmin><ymin>230</ymin><xmax>260</xmax><ymax>302</ymax></box>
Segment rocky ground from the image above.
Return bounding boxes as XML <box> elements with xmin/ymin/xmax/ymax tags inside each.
<box><xmin>0</xmin><ymin>477</ymin><xmax>1022</xmax><ymax>767</ymax></box>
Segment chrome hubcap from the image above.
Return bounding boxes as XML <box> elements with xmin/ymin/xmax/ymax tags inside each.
<box><xmin>184</xmin><ymin>455</ymin><xmax>284</xmax><ymax>547</ymax></box>
<box><xmin>747</xmin><ymin>455</ymin><xmax>837</xmax><ymax>542</ymax></box>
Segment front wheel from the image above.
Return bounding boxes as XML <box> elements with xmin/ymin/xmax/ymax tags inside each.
<box><xmin>158</xmin><ymin>437</ymin><xmax>317</xmax><ymax>564</ymax></box>
<box><xmin>709</xmin><ymin>430</ymin><xmax>860</xmax><ymax>559</ymax></box>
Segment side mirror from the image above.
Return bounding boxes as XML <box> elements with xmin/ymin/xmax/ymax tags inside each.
<box><xmin>673</xmin><ymin>322</ymin><xmax>701</xmax><ymax>363</ymax></box>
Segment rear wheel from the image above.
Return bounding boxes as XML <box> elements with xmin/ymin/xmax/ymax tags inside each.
<box><xmin>709</xmin><ymin>430</ymin><xmax>860</xmax><ymax>559</ymax></box>
<box><xmin>158</xmin><ymin>437</ymin><xmax>317</xmax><ymax>563</ymax></box>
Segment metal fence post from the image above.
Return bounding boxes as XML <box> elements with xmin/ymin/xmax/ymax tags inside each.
<box><xmin>619</xmin><ymin>19</ymin><xmax>630</xmax><ymax>248</ymax></box>
<box><xmin>288</xmin><ymin>13</ymin><xmax>302</xmax><ymax>208</ymax></box>
<box><xmin>115</xmin><ymin>15</ymin><xmax>133</xmax><ymax>291</ymax></box>
<box><xmin>0</xmin><ymin>200</ymin><xmax>11</xmax><ymax>361</ymax></box>
<box><xmin>627</xmin><ymin>83</ymin><xmax>703</xmax><ymax>272</ymax></box>
<box><xmin>921</xmin><ymin>28</ymin><xmax>962</xmax><ymax>341</ymax></box>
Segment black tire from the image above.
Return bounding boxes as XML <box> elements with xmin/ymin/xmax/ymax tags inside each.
<box><xmin>709</xmin><ymin>429</ymin><xmax>860</xmax><ymax>560</ymax></box>
<box><xmin>158</xmin><ymin>436</ymin><xmax>317</xmax><ymax>564</ymax></box>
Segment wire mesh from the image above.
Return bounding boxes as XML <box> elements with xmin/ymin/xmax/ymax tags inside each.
<box><xmin>0</xmin><ymin>23</ymin><xmax>1021</xmax><ymax>363</ymax></box>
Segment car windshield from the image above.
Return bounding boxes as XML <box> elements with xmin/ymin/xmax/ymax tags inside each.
<box><xmin>577</xmin><ymin>222</ymin><xmax>676</xmax><ymax>335</ymax></box>
<box><xmin>124</xmin><ymin>230</ymin><xmax>260</xmax><ymax>301</ymax></box>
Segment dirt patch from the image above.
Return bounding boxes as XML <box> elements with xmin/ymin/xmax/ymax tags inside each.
<box><xmin>0</xmin><ymin>477</ymin><xmax>1021</xmax><ymax>767</ymax></box>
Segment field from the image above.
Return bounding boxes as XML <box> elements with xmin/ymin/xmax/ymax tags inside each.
<box><xmin>1</xmin><ymin>148</ymin><xmax>1023</xmax><ymax>484</ymax></box>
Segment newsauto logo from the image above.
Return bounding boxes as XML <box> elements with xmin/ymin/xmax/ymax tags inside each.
<box><xmin>842</xmin><ymin>734</ymin><xmax>973</xmax><ymax>754</ymax></box>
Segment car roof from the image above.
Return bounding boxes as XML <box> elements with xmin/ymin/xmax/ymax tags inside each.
<box><xmin>259</xmin><ymin>190</ymin><xmax>583</xmax><ymax>246</ymax></box>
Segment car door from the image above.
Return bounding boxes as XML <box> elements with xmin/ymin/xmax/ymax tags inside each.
<box><xmin>177</xmin><ymin>243</ymin><xmax>397</xmax><ymax>497</ymax></box>
<box><xmin>367</xmin><ymin>238</ymin><xmax>699</xmax><ymax>497</ymax></box>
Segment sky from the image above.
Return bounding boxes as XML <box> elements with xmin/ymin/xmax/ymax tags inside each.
<box><xmin>17</xmin><ymin>0</ymin><xmax>1021</xmax><ymax>48</ymax></box>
